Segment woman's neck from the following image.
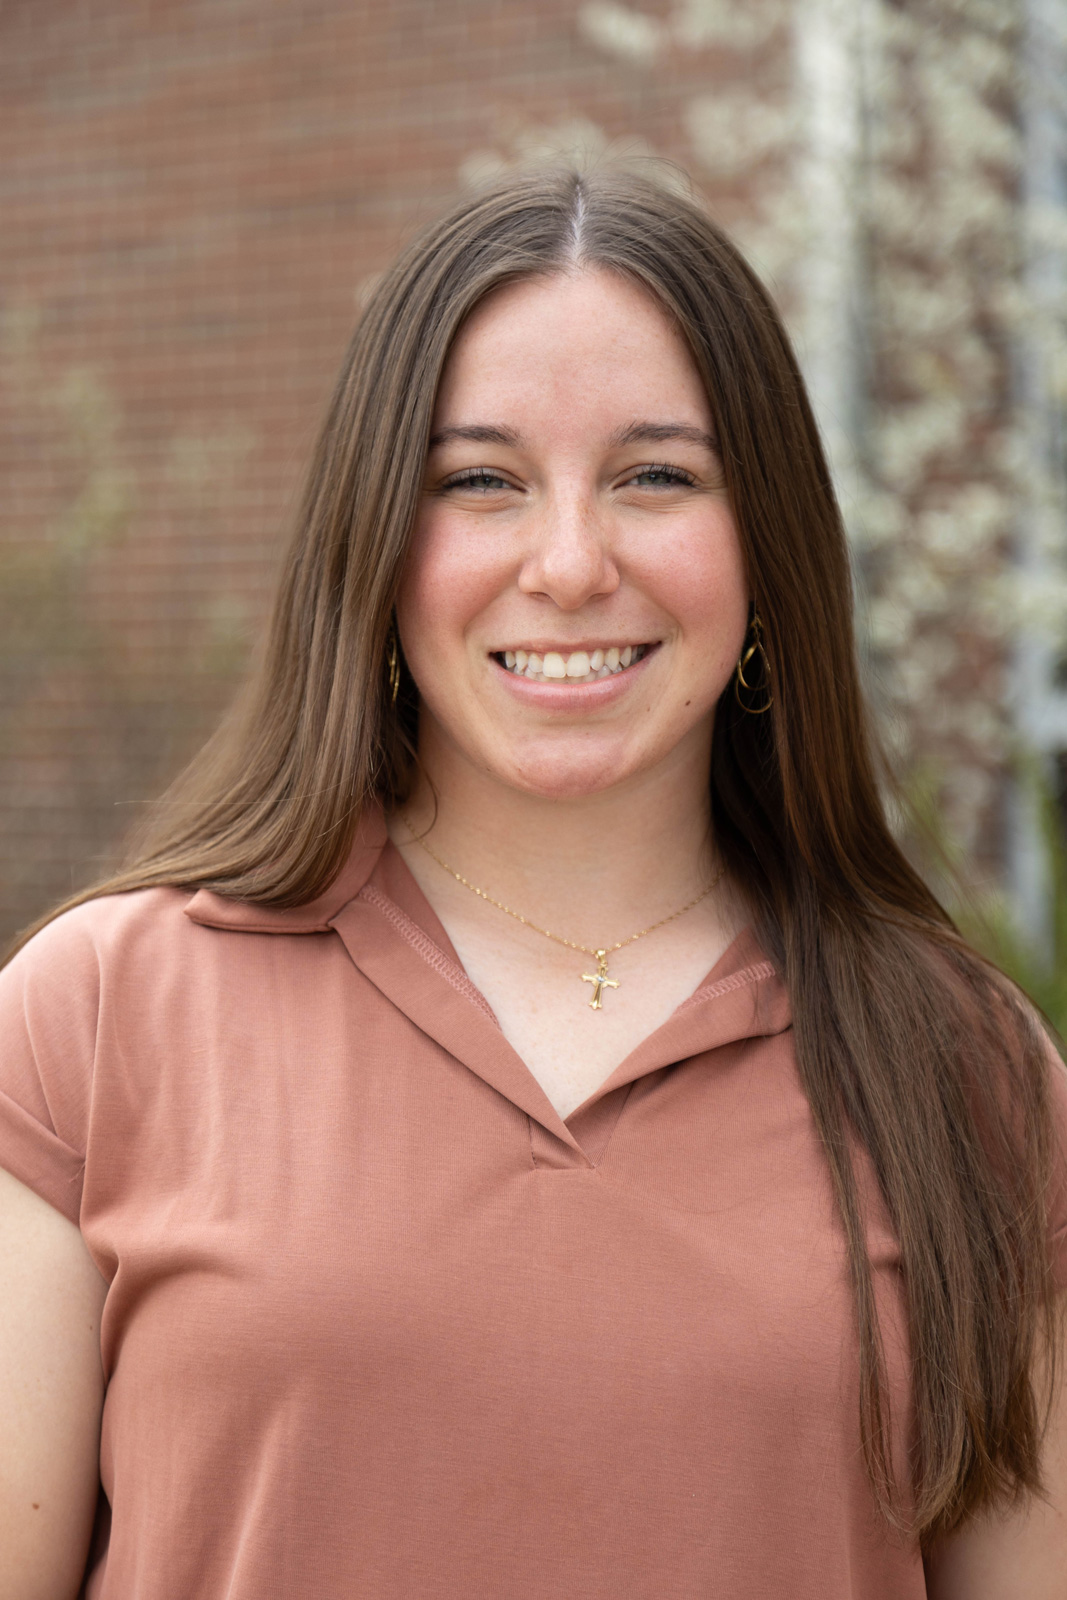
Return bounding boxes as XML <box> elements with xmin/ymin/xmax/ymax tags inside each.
<box><xmin>394</xmin><ymin>732</ymin><xmax>725</xmax><ymax>947</ymax></box>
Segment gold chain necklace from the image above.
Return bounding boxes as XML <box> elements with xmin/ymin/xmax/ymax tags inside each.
<box><xmin>402</xmin><ymin>818</ymin><xmax>724</xmax><ymax>1011</ymax></box>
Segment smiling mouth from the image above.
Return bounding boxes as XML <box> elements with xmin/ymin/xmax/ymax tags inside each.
<box><xmin>492</xmin><ymin>644</ymin><xmax>654</xmax><ymax>685</ymax></box>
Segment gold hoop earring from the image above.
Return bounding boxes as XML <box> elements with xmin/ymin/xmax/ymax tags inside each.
<box><xmin>387</xmin><ymin>622</ymin><xmax>401</xmax><ymax>706</ymax></box>
<box><xmin>734</xmin><ymin>612</ymin><xmax>773</xmax><ymax>715</ymax></box>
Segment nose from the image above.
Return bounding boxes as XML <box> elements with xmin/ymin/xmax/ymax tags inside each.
<box><xmin>517</xmin><ymin>493</ymin><xmax>620</xmax><ymax>610</ymax></box>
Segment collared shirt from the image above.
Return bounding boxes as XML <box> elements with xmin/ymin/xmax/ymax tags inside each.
<box><xmin>0</xmin><ymin>813</ymin><xmax>1063</xmax><ymax>1598</ymax></box>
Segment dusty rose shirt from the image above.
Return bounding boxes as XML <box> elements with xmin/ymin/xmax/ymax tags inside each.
<box><xmin>1</xmin><ymin>813</ymin><xmax>1065</xmax><ymax>1599</ymax></box>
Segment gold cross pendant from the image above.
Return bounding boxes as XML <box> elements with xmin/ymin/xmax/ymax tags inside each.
<box><xmin>581</xmin><ymin>950</ymin><xmax>619</xmax><ymax>1010</ymax></box>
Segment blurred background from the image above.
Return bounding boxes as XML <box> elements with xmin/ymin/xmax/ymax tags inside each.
<box><xmin>3</xmin><ymin>0</ymin><xmax>1067</xmax><ymax>1009</ymax></box>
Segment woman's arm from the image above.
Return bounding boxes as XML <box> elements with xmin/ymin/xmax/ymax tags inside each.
<box><xmin>0</xmin><ymin>1164</ymin><xmax>107</xmax><ymax>1600</ymax></box>
<box><xmin>924</xmin><ymin>1307</ymin><xmax>1067</xmax><ymax>1599</ymax></box>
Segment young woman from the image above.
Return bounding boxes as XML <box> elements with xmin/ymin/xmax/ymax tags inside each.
<box><xmin>0</xmin><ymin>167</ymin><xmax>1064</xmax><ymax>1600</ymax></box>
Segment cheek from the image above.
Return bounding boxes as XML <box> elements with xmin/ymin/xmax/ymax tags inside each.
<box><xmin>635</xmin><ymin>511</ymin><xmax>750</xmax><ymax>669</ymax></box>
<box><xmin>396</xmin><ymin>512</ymin><xmax>505</xmax><ymax>662</ymax></box>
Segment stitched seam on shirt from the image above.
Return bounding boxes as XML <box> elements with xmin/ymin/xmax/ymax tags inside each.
<box><xmin>356</xmin><ymin>884</ymin><xmax>498</xmax><ymax>1022</ymax></box>
<box><xmin>674</xmin><ymin>960</ymin><xmax>778</xmax><ymax>1014</ymax></box>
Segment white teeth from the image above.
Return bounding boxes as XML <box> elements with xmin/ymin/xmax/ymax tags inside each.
<box><xmin>498</xmin><ymin>644</ymin><xmax>648</xmax><ymax>683</ymax></box>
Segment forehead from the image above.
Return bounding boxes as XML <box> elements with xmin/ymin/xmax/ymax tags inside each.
<box><xmin>432</xmin><ymin>268</ymin><xmax>711</xmax><ymax>431</ymax></box>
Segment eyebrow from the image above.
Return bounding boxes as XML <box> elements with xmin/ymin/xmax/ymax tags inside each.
<box><xmin>427</xmin><ymin>421</ymin><xmax>718</xmax><ymax>451</ymax></box>
<box><xmin>608</xmin><ymin>421</ymin><xmax>719</xmax><ymax>451</ymax></box>
<box><xmin>427</xmin><ymin>424</ymin><xmax>522</xmax><ymax>449</ymax></box>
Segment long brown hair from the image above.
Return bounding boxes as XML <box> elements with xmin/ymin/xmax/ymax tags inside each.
<box><xmin>8</xmin><ymin>166</ymin><xmax>1062</xmax><ymax>1542</ymax></box>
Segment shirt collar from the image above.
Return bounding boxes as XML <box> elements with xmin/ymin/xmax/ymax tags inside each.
<box><xmin>183</xmin><ymin>808</ymin><xmax>389</xmax><ymax>933</ymax></box>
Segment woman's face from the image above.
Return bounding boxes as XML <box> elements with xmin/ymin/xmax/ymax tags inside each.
<box><xmin>396</xmin><ymin>268</ymin><xmax>750</xmax><ymax>802</ymax></box>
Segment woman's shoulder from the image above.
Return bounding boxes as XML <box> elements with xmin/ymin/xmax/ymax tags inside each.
<box><xmin>0</xmin><ymin>888</ymin><xmax>197</xmax><ymax>1225</ymax></box>
<box><xmin>3</xmin><ymin>809</ymin><xmax>393</xmax><ymax>989</ymax></box>
<box><xmin>3</xmin><ymin>885</ymin><xmax>198</xmax><ymax>989</ymax></box>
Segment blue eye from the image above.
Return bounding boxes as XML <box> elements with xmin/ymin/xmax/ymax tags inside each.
<box><xmin>442</xmin><ymin>470</ymin><xmax>511</xmax><ymax>492</ymax></box>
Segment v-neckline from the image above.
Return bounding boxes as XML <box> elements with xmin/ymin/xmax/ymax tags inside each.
<box><xmin>328</xmin><ymin>841</ymin><xmax>790</xmax><ymax>1158</ymax></box>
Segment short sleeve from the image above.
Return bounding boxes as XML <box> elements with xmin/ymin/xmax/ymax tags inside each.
<box><xmin>0</xmin><ymin>907</ymin><xmax>102</xmax><ymax>1224</ymax></box>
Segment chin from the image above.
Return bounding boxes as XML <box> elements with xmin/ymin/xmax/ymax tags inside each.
<box><xmin>493</xmin><ymin>745</ymin><xmax>646</xmax><ymax>802</ymax></box>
